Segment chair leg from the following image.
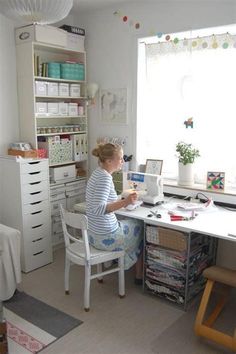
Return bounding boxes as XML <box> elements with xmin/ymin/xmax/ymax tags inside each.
<box><xmin>84</xmin><ymin>263</ymin><xmax>91</xmax><ymax>311</ymax></box>
<box><xmin>118</xmin><ymin>255</ymin><xmax>125</xmax><ymax>298</ymax></box>
<box><xmin>65</xmin><ymin>256</ymin><xmax>70</xmax><ymax>295</ymax></box>
<box><xmin>97</xmin><ymin>263</ymin><xmax>103</xmax><ymax>283</ymax></box>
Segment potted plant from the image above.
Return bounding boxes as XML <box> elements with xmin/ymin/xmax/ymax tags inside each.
<box><xmin>176</xmin><ymin>142</ymin><xmax>200</xmax><ymax>186</ymax></box>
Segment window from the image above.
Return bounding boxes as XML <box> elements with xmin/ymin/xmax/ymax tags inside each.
<box><xmin>137</xmin><ymin>26</ymin><xmax>236</xmax><ymax>189</ymax></box>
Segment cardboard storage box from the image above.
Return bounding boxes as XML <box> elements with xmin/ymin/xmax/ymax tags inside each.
<box><xmin>15</xmin><ymin>24</ymin><xmax>67</xmax><ymax>47</ymax></box>
<box><xmin>8</xmin><ymin>149</ymin><xmax>38</xmax><ymax>158</ymax></box>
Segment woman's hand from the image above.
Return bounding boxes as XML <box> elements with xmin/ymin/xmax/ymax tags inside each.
<box><xmin>125</xmin><ymin>192</ymin><xmax>138</xmax><ymax>206</ymax></box>
<box><xmin>106</xmin><ymin>192</ymin><xmax>138</xmax><ymax>213</ymax></box>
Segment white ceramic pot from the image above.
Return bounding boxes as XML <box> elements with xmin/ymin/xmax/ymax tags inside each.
<box><xmin>178</xmin><ymin>162</ymin><xmax>194</xmax><ymax>186</ymax></box>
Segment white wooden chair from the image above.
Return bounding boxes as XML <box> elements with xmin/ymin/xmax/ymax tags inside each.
<box><xmin>60</xmin><ymin>205</ymin><xmax>125</xmax><ymax>311</ymax></box>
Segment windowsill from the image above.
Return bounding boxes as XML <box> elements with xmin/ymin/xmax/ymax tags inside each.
<box><xmin>163</xmin><ymin>179</ymin><xmax>236</xmax><ymax>205</ymax></box>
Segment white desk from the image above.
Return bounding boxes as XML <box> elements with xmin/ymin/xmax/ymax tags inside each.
<box><xmin>116</xmin><ymin>201</ymin><xmax>236</xmax><ymax>309</ymax></box>
<box><xmin>116</xmin><ymin>202</ymin><xmax>236</xmax><ymax>242</ymax></box>
<box><xmin>74</xmin><ymin>200</ymin><xmax>236</xmax><ymax>309</ymax></box>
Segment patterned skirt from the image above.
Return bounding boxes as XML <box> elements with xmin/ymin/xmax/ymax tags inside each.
<box><xmin>88</xmin><ymin>219</ymin><xmax>144</xmax><ymax>270</ymax></box>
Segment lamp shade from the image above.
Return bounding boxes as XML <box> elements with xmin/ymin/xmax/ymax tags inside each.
<box><xmin>0</xmin><ymin>0</ymin><xmax>73</xmax><ymax>25</ymax></box>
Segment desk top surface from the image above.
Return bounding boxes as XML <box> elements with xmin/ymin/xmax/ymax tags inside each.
<box><xmin>115</xmin><ymin>200</ymin><xmax>236</xmax><ymax>242</ymax></box>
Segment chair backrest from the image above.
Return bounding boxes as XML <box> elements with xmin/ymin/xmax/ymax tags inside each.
<box><xmin>60</xmin><ymin>205</ymin><xmax>91</xmax><ymax>261</ymax></box>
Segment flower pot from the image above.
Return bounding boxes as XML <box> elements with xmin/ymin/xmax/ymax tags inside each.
<box><xmin>178</xmin><ymin>162</ymin><xmax>194</xmax><ymax>186</ymax></box>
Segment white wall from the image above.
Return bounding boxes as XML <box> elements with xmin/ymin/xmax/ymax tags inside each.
<box><xmin>0</xmin><ymin>14</ymin><xmax>19</xmax><ymax>154</ymax></box>
<box><xmin>77</xmin><ymin>0</ymin><xmax>236</xmax><ymax>173</ymax></box>
<box><xmin>0</xmin><ymin>14</ymin><xmax>19</xmax><ymax>220</ymax></box>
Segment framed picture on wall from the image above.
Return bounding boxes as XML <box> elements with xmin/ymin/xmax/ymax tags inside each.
<box><xmin>145</xmin><ymin>159</ymin><xmax>163</xmax><ymax>175</ymax></box>
<box><xmin>100</xmin><ymin>88</ymin><xmax>127</xmax><ymax>124</ymax></box>
<box><xmin>206</xmin><ymin>171</ymin><xmax>225</xmax><ymax>190</ymax></box>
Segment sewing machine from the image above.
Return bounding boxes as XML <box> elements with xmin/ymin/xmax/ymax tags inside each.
<box><xmin>121</xmin><ymin>171</ymin><xmax>164</xmax><ymax>205</ymax></box>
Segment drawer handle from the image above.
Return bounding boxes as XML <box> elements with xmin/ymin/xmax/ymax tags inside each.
<box><xmin>33</xmin><ymin>251</ymin><xmax>44</xmax><ymax>256</ymax></box>
<box><xmin>28</xmin><ymin>162</ymin><xmax>40</xmax><ymax>165</ymax></box>
<box><xmin>32</xmin><ymin>224</ymin><xmax>43</xmax><ymax>229</ymax></box>
<box><xmin>29</xmin><ymin>171</ymin><xmax>40</xmax><ymax>175</ymax></box>
<box><xmin>32</xmin><ymin>237</ymin><xmax>43</xmax><ymax>242</ymax></box>
<box><xmin>30</xmin><ymin>191</ymin><xmax>41</xmax><ymax>195</ymax></box>
<box><xmin>30</xmin><ymin>201</ymin><xmax>42</xmax><ymax>205</ymax></box>
<box><xmin>31</xmin><ymin>210</ymin><xmax>42</xmax><ymax>215</ymax></box>
<box><xmin>30</xmin><ymin>181</ymin><xmax>41</xmax><ymax>185</ymax></box>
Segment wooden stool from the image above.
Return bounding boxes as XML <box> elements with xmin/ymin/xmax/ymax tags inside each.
<box><xmin>194</xmin><ymin>265</ymin><xmax>236</xmax><ymax>351</ymax></box>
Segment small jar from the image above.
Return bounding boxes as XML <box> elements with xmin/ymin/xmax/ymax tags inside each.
<box><xmin>51</xmin><ymin>127</ymin><xmax>57</xmax><ymax>133</ymax></box>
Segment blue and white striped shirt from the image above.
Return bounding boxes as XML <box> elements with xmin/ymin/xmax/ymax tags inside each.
<box><xmin>86</xmin><ymin>167</ymin><xmax>119</xmax><ymax>235</ymax></box>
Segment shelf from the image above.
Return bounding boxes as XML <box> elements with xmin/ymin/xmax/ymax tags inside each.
<box><xmin>49</xmin><ymin>160</ymin><xmax>87</xmax><ymax>167</ymax></box>
<box><xmin>35</xmin><ymin>76</ymin><xmax>85</xmax><ymax>84</ymax></box>
<box><xmin>35</xmin><ymin>95</ymin><xmax>86</xmax><ymax>100</ymax></box>
<box><xmin>37</xmin><ymin>131</ymin><xmax>87</xmax><ymax>137</ymax></box>
<box><xmin>33</xmin><ymin>42</ymin><xmax>86</xmax><ymax>55</ymax></box>
<box><xmin>36</xmin><ymin>115</ymin><xmax>86</xmax><ymax>119</ymax></box>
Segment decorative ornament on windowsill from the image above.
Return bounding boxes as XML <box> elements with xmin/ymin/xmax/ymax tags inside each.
<box><xmin>86</xmin><ymin>83</ymin><xmax>99</xmax><ymax>106</ymax></box>
<box><xmin>176</xmin><ymin>141</ymin><xmax>200</xmax><ymax>186</ymax></box>
<box><xmin>0</xmin><ymin>0</ymin><xmax>73</xmax><ymax>25</ymax></box>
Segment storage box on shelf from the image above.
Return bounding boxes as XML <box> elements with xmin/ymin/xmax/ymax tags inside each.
<box><xmin>144</xmin><ymin>225</ymin><xmax>217</xmax><ymax>309</ymax></box>
<box><xmin>0</xmin><ymin>157</ymin><xmax>52</xmax><ymax>272</ymax></box>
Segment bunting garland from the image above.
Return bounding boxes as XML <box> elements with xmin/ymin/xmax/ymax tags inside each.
<box><xmin>113</xmin><ymin>10</ymin><xmax>236</xmax><ymax>50</ymax></box>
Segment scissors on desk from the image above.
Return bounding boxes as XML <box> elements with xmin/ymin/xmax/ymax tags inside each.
<box><xmin>147</xmin><ymin>210</ymin><xmax>162</xmax><ymax>218</ymax></box>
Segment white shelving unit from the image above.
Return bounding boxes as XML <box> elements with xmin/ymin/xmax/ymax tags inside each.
<box><xmin>15</xmin><ymin>40</ymin><xmax>88</xmax><ymax>172</ymax></box>
<box><xmin>15</xmin><ymin>29</ymin><xmax>88</xmax><ymax>252</ymax></box>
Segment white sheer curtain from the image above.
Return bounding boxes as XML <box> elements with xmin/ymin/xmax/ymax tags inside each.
<box><xmin>137</xmin><ymin>33</ymin><xmax>236</xmax><ymax>187</ymax></box>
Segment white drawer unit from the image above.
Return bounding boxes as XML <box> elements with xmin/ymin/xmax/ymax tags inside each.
<box><xmin>0</xmin><ymin>157</ymin><xmax>52</xmax><ymax>272</ymax></box>
<box><xmin>50</xmin><ymin>177</ymin><xmax>87</xmax><ymax>246</ymax></box>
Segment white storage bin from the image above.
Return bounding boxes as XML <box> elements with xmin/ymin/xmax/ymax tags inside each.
<box><xmin>35</xmin><ymin>81</ymin><xmax>47</xmax><ymax>96</ymax></box>
<box><xmin>47</xmin><ymin>82</ymin><xmax>59</xmax><ymax>96</ymax></box>
<box><xmin>68</xmin><ymin>103</ymin><xmax>78</xmax><ymax>116</ymax></box>
<box><xmin>69</xmin><ymin>84</ymin><xmax>80</xmax><ymax>97</ymax></box>
<box><xmin>36</xmin><ymin>102</ymin><xmax>47</xmax><ymax>115</ymax></box>
<box><xmin>48</xmin><ymin>102</ymin><xmax>59</xmax><ymax>115</ymax></box>
<box><xmin>50</xmin><ymin>164</ymin><xmax>76</xmax><ymax>182</ymax></box>
<box><xmin>59</xmin><ymin>83</ymin><xmax>69</xmax><ymax>97</ymax></box>
<box><xmin>15</xmin><ymin>24</ymin><xmax>67</xmax><ymax>47</ymax></box>
<box><xmin>59</xmin><ymin>102</ymin><xmax>68</xmax><ymax>116</ymax></box>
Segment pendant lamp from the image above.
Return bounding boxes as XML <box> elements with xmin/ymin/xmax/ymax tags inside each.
<box><xmin>0</xmin><ymin>0</ymin><xmax>73</xmax><ymax>25</ymax></box>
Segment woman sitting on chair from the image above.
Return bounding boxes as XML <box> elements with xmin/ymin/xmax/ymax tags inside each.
<box><xmin>86</xmin><ymin>143</ymin><xmax>143</xmax><ymax>284</ymax></box>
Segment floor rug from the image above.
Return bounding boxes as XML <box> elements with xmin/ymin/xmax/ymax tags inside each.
<box><xmin>3</xmin><ymin>291</ymin><xmax>83</xmax><ymax>354</ymax></box>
